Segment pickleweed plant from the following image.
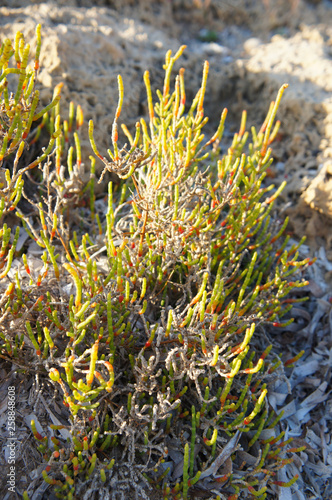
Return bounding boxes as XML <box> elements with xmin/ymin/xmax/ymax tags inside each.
<box><xmin>0</xmin><ymin>25</ymin><xmax>61</xmax><ymax>223</ymax></box>
<box><xmin>0</xmin><ymin>24</ymin><xmax>62</xmax><ymax>332</ymax></box>
<box><xmin>0</xmin><ymin>30</ymin><xmax>313</xmax><ymax>500</ymax></box>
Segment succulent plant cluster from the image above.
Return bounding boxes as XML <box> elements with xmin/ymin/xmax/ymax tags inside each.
<box><xmin>1</xmin><ymin>27</ymin><xmax>312</xmax><ymax>499</ymax></box>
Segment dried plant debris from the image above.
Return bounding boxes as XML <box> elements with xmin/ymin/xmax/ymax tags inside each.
<box><xmin>0</xmin><ymin>26</ymin><xmax>331</xmax><ymax>500</ymax></box>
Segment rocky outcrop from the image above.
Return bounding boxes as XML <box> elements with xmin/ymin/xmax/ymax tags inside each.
<box><xmin>1</xmin><ymin>0</ymin><xmax>332</xmax><ymax>250</ymax></box>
